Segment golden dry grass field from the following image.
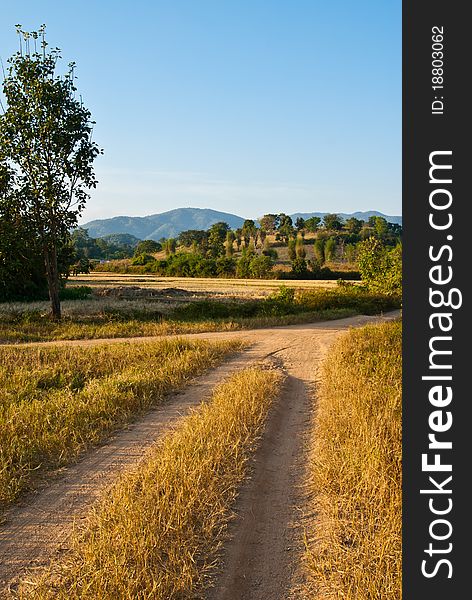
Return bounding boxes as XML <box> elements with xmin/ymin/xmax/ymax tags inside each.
<box><xmin>0</xmin><ymin>293</ymin><xmax>401</xmax><ymax>599</ymax></box>
<box><xmin>303</xmin><ymin>320</ymin><xmax>402</xmax><ymax>599</ymax></box>
<box><xmin>18</xmin><ymin>367</ymin><xmax>283</xmax><ymax>599</ymax></box>
<box><xmin>68</xmin><ymin>273</ymin><xmax>340</xmax><ymax>295</ymax></box>
<box><xmin>0</xmin><ymin>338</ymin><xmax>240</xmax><ymax>506</ymax></box>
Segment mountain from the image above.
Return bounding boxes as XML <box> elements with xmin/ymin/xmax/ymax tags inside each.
<box><xmin>290</xmin><ymin>211</ymin><xmax>402</xmax><ymax>225</ymax></box>
<box><xmin>82</xmin><ymin>208</ymin><xmax>402</xmax><ymax>240</ymax></box>
<box><xmin>82</xmin><ymin>208</ymin><xmax>246</xmax><ymax>240</ymax></box>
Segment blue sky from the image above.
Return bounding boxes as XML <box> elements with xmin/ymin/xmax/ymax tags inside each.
<box><xmin>1</xmin><ymin>1</ymin><xmax>401</xmax><ymax>222</ymax></box>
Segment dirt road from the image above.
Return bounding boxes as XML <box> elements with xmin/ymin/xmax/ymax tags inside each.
<box><xmin>0</xmin><ymin>311</ymin><xmax>400</xmax><ymax>597</ymax></box>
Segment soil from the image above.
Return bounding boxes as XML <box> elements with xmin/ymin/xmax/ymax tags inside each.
<box><xmin>0</xmin><ymin>311</ymin><xmax>400</xmax><ymax>597</ymax></box>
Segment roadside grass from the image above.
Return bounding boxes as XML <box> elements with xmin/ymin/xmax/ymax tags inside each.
<box><xmin>20</xmin><ymin>367</ymin><xmax>283</xmax><ymax>599</ymax></box>
<box><xmin>0</xmin><ymin>338</ymin><xmax>240</xmax><ymax>506</ymax></box>
<box><xmin>303</xmin><ymin>320</ymin><xmax>401</xmax><ymax>599</ymax></box>
<box><xmin>0</xmin><ymin>287</ymin><xmax>400</xmax><ymax>343</ymax></box>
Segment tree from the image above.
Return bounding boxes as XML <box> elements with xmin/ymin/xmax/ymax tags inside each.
<box><xmin>295</xmin><ymin>236</ymin><xmax>306</xmax><ymax>259</ymax></box>
<box><xmin>345</xmin><ymin>243</ymin><xmax>358</xmax><ymax>264</ymax></box>
<box><xmin>207</xmin><ymin>221</ymin><xmax>229</xmax><ymax>257</ymax></box>
<box><xmin>242</xmin><ymin>219</ymin><xmax>257</xmax><ymax>247</ymax></box>
<box><xmin>295</xmin><ymin>217</ymin><xmax>305</xmax><ymax>232</ymax></box>
<box><xmin>234</xmin><ymin>228</ymin><xmax>242</xmax><ymax>251</ymax></box>
<box><xmin>134</xmin><ymin>240</ymin><xmax>162</xmax><ymax>255</ymax></box>
<box><xmin>305</xmin><ymin>216</ymin><xmax>321</xmax><ymax>233</ymax></box>
<box><xmin>178</xmin><ymin>229</ymin><xmax>208</xmax><ymax>252</ymax></box>
<box><xmin>325</xmin><ymin>237</ymin><xmax>337</xmax><ymax>262</ymax></box>
<box><xmin>287</xmin><ymin>238</ymin><xmax>297</xmax><ymax>260</ymax></box>
<box><xmin>277</xmin><ymin>214</ymin><xmax>294</xmax><ymax>242</ymax></box>
<box><xmin>313</xmin><ymin>238</ymin><xmax>325</xmax><ymax>263</ymax></box>
<box><xmin>216</xmin><ymin>256</ymin><xmax>236</xmax><ymax>277</ymax></box>
<box><xmin>345</xmin><ymin>217</ymin><xmax>363</xmax><ymax>235</ymax></box>
<box><xmin>358</xmin><ymin>238</ymin><xmax>402</xmax><ymax>295</ymax></box>
<box><xmin>0</xmin><ymin>26</ymin><xmax>101</xmax><ymax>318</ymax></box>
<box><xmin>249</xmin><ymin>254</ymin><xmax>274</xmax><ymax>278</ymax></box>
<box><xmin>259</xmin><ymin>213</ymin><xmax>279</xmax><ymax>234</ymax></box>
<box><xmin>225</xmin><ymin>230</ymin><xmax>235</xmax><ymax>257</ymax></box>
<box><xmin>163</xmin><ymin>238</ymin><xmax>176</xmax><ymax>256</ymax></box>
<box><xmin>373</xmin><ymin>216</ymin><xmax>389</xmax><ymax>239</ymax></box>
<box><xmin>0</xmin><ymin>165</ymin><xmax>48</xmax><ymax>300</ymax></box>
<box><xmin>323</xmin><ymin>213</ymin><xmax>343</xmax><ymax>231</ymax></box>
<box><xmin>291</xmin><ymin>257</ymin><xmax>309</xmax><ymax>278</ymax></box>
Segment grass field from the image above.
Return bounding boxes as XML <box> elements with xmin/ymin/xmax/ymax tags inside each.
<box><xmin>0</xmin><ymin>287</ymin><xmax>400</xmax><ymax>343</ymax></box>
<box><xmin>0</xmin><ymin>338</ymin><xmax>240</xmax><ymax>506</ymax></box>
<box><xmin>303</xmin><ymin>320</ymin><xmax>402</xmax><ymax>599</ymax></box>
<box><xmin>20</xmin><ymin>367</ymin><xmax>283</xmax><ymax>599</ymax></box>
<box><xmin>68</xmin><ymin>273</ymin><xmax>341</xmax><ymax>294</ymax></box>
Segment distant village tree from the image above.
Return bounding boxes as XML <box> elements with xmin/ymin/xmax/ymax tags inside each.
<box><xmin>164</xmin><ymin>238</ymin><xmax>177</xmax><ymax>256</ymax></box>
<box><xmin>305</xmin><ymin>216</ymin><xmax>321</xmax><ymax>233</ymax></box>
<box><xmin>295</xmin><ymin>236</ymin><xmax>306</xmax><ymax>259</ymax></box>
<box><xmin>323</xmin><ymin>213</ymin><xmax>343</xmax><ymax>231</ymax></box>
<box><xmin>277</xmin><ymin>214</ymin><xmax>295</xmax><ymax>242</ymax></box>
<box><xmin>345</xmin><ymin>217</ymin><xmax>363</xmax><ymax>235</ymax></box>
<box><xmin>241</xmin><ymin>219</ymin><xmax>257</xmax><ymax>247</ymax></box>
<box><xmin>0</xmin><ymin>25</ymin><xmax>101</xmax><ymax>318</ymax></box>
<box><xmin>225</xmin><ymin>230</ymin><xmax>235</xmax><ymax>257</ymax></box>
<box><xmin>207</xmin><ymin>221</ymin><xmax>229</xmax><ymax>257</ymax></box>
<box><xmin>259</xmin><ymin>213</ymin><xmax>279</xmax><ymax>234</ymax></box>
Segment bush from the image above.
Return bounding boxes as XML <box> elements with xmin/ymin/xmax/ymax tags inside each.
<box><xmin>130</xmin><ymin>253</ymin><xmax>155</xmax><ymax>266</ymax></box>
<box><xmin>59</xmin><ymin>286</ymin><xmax>93</xmax><ymax>301</ymax></box>
<box><xmin>262</xmin><ymin>248</ymin><xmax>278</xmax><ymax>260</ymax></box>
<box><xmin>290</xmin><ymin>258</ymin><xmax>309</xmax><ymax>278</ymax></box>
<box><xmin>249</xmin><ymin>255</ymin><xmax>274</xmax><ymax>278</ymax></box>
<box><xmin>358</xmin><ymin>238</ymin><xmax>402</xmax><ymax>296</ymax></box>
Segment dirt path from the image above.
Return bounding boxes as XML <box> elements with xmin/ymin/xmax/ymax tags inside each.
<box><xmin>0</xmin><ymin>311</ymin><xmax>400</xmax><ymax>597</ymax></box>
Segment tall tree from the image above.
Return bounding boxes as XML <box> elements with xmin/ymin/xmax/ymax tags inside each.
<box><xmin>0</xmin><ymin>25</ymin><xmax>101</xmax><ymax>318</ymax></box>
<box><xmin>345</xmin><ymin>217</ymin><xmax>363</xmax><ymax>235</ymax></box>
<box><xmin>225</xmin><ymin>230</ymin><xmax>235</xmax><ymax>257</ymax></box>
<box><xmin>295</xmin><ymin>216</ymin><xmax>305</xmax><ymax>232</ymax></box>
<box><xmin>241</xmin><ymin>219</ymin><xmax>257</xmax><ymax>247</ymax></box>
<box><xmin>305</xmin><ymin>216</ymin><xmax>321</xmax><ymax>233</ymax></box>
<box><xmin>277</xmin><ymin>213</ymin><xmax>294</xmax><ymax>242</ymax></box>
<box><xmin>323</xmin><ymin>213</ymin><xmax>343</xmax><ymax>231</ymax></box>
<box><xmin>259</xmin><ymin>213</ymin><xmax>279</xmax><ymax>234</ymax></box>
<box><xmin>207</xmin><ymin>221</ymin><xmax>229</xmax><ymax>257</ymax></box>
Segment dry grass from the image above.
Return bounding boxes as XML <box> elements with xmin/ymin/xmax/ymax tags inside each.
<box><xmin>0</xmin><ymin>308</ymin><xmax>356</xmax><ymax>344</ymax></box>
<box><xmin>0</xmin><ymin>338</ymin><xmax>240</xmax><ymax>506</ymax></box>
<box><xmin>303</xmin><ymin>320</ymin><xmax>401</xmax><ymax>599</ymax></box>
<box><xmin>0</xmin><ymin>286</ymin><xmax>400</xmax><ymax>344</ymax></box>
<box><xmin>20</xmin><ymin>367</ymin><xmax>283</xmax><ymax>599</ymax></box>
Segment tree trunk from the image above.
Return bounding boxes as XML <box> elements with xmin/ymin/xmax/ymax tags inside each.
<box><xmin>44</xmin><ymin>244</ymin><xmax>61</xmax><ymax>320</ymax></box>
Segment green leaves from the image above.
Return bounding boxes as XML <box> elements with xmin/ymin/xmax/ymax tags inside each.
<box><xmin>0</xmin><ymin>26</ymin><xmax>102</xmax><ymax>312</ymax></box>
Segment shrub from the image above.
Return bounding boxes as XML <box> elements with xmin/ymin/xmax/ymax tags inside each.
<box><xmin>130</xmin><ymin>253</ymin><xmax>155</xmax><ymax>266</ymax></box>
<box><xmin>290</xmin><ymin>258</ymin><xmax>309</xmax><ymax>278</ymax></box>
<box><xmin>59</xmin><ymin>286</ymin><xmax>93</xmax><ymax>301</ymax></box>
<box><xmin>358</xmin><ymin>238</ymin><xmax>402</xmax><ymax>296</ymax></box>
<box><xmin>249</xmin><ymin>255</ymin><xmax>274</xmax><ymax>278</ymax></box>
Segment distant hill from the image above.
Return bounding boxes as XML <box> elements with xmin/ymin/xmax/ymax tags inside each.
<box><xmin>290</xmin><ymin>211</ymin><xmax>402</xmax><ymax>225</ymax></box>
<box><xmin>82</xmin><ymin>208</ymin><xmax>245</xmax><ymax>240</ymax></box>
<box><xmin>82</xmin><ymin>207</ymin><xmax>402</xmax><ymax>240</ymax></box>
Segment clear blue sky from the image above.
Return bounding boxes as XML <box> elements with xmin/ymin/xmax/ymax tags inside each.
<box><xmin>1</xmin><ymin>1</ymin><xmax>401</xmax><ymax>222</ymax></box>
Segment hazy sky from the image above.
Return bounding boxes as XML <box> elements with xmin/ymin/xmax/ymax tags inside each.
<box><xmin>1</xmin><ymin>1</ymin><xmax>401</xmax><ymax>222</ymax></box>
